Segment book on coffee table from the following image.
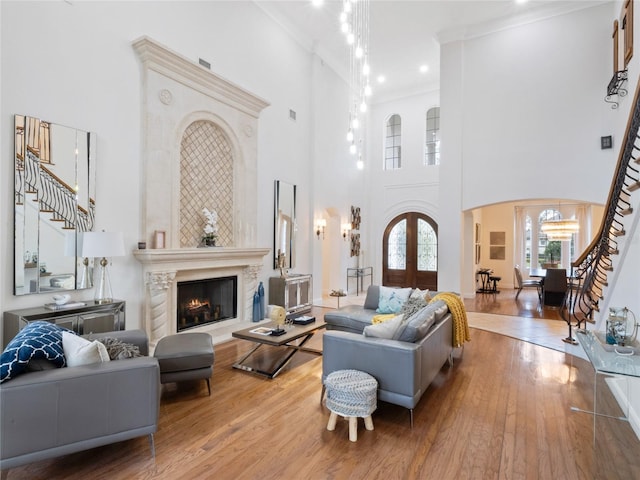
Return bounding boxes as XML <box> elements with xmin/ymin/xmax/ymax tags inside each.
<box><xmin>249</xmin><ymin>327</ymin><xmax>273</xmax><ymax>335</ymax></box>
<box><xmin>292</xmin><ymin>315</ymin><xmax>315</xmax><ymax>325</ymax></box>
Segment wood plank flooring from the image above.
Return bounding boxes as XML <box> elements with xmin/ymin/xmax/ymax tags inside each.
<box><xmin>7</xmin><ymin>305</ymin><xmax>640</xmax><ymax>480</ymax></box>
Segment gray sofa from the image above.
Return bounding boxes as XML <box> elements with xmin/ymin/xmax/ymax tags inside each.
<box><xmin>322</xmin><ymin>285</ymin><xmax>454</xmax><ymax>425</ymax></box>
<box><xmin>0</xmin><ymin>329</ymin><xmax>160</xmax><ymax>472</ymax></box>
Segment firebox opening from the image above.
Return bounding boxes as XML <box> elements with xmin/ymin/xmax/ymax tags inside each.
<box><xmin>177</xmin><ymin>276</ymin><xmax>237</xmax><ymax>332</ymax></box>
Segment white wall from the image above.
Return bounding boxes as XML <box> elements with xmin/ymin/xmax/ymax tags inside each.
<box><xmin>0</xmin><ymin>1</ymin><xmax>352</xmax><ymax>330</ymax></box>
<box><xmin>366</xmin><ymin>89</ymin><xmax>441</xmax><ymax>286</ymax></box>
<box><xmin>440</xmin><ymin>3</ymin><xmax>616</xmax><ymax>296</ymax></box>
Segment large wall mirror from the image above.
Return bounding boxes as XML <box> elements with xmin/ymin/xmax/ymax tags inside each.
<box><xmin>274</xmin><ymin>180</ymin><xmax>296</xmax><ymax>270</ymax></box>
<box><xmin>14</xmin><ymin>115</ymin><xmax>96</xmax><ymax>295</ymax></box>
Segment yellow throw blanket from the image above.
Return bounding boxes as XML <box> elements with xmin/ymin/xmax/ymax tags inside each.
<box><xmin>430</xmin><ymin>292</ymin><xmax>471</xmax><ymax>347</ymax></box>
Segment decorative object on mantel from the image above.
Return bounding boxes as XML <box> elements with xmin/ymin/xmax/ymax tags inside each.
<box><xmin>200</xmin><ymin>208</ymin><xmax>219</xmax><ymax>247</ymax></box>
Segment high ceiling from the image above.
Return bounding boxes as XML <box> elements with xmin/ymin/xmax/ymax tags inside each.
<box><xmin>256</xmin><ymin>0</ymin><xmax>605</xmax><ymax>102</ymax></box>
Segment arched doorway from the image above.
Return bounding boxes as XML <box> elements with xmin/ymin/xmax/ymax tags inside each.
<box><xmin>382</xmin><ymin>212</ymin><xmax>438</xmax><ymax>290</ymax></box>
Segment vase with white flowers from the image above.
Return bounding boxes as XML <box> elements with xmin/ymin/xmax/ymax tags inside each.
<box><xmin>201</xmin><ymin>208</ymin><xmax>219</xmax><ymax>247</ymax></box>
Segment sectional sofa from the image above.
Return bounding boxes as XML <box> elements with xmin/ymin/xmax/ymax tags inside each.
<box><xmin>322</xmin><ymin>285</ymin><xmax>455</xmax><ymax>425</ymax></box>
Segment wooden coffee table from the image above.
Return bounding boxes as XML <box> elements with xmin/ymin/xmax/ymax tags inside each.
<box><xmin>231</xmin><ymin>317</ymin><xmax>325</xmax><ymax>378</ymax></box>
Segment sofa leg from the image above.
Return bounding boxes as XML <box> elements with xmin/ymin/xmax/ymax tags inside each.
<box><xmin>320</xmin><ymin>384</ymin><xmax>326</xmax><ymax>407</ymax></box>
<box><xmin>448</xmin><ymin>351</ymin><xmax>454</xmax><ymax>367</ymax></box>
<box><xmin>409</xmin><ymin>409</ymin><xmax>414</xmax><ymax>429</ymax></box>
<box><xmin>1</xmin><ymin>469</ymin><xmax>8</xmax><ymax>480</ymax></box>
<box><xmin>148</xmin><ymin>433</ymin><xmax>156</xmax><ymax>458</ymax></box>
<box><xmin>206</xmin><ymin>378</ymin><xmax>211</xmax><ymax>396</ymax></box>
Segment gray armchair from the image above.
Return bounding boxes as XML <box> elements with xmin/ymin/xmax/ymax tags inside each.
<box><xmin>0</xmin><ymin>329</ymin><xmax>160</xmax><ymax>472</ymax></box>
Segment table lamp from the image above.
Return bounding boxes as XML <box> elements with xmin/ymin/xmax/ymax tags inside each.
<box><xmin>81</xmin><ymin>231</ymin><xmax>125</xmax><ymax>304</ymax></box>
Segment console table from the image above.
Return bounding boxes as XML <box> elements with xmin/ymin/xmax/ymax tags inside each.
<box><xmin>573</xmin><ymin>329</ymin><xmax>639</xmax><ymax>438</ymax></box>
<box><xmin>2</xmin><ymin>300</ymin><xmax>126</xmax><ymax>348</ymax></box>
<box><xmin>269</xmin><ymin>274</ymin><xmax>313</xmax><ymax>317</ymax></box>
<box><xmin>347</xmin><ymin>267</ymin><xmax>372</xmax><ymax>296</ymax></box>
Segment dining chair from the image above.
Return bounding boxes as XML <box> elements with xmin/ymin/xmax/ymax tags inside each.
<box><xmin>514</xmin><ymin>265</ymin><xmax>542</xmax><ymax>301</ymax></box>
<box><xmin>542</xmin><ymin>268</ymin><xmax>568</xmax><ymax>307</ymax></box>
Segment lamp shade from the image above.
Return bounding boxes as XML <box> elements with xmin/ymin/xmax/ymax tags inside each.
<box><xmin>81</xmin><ymin>231</ymin><xmax>126</xmax><ymax>258</ymax></box>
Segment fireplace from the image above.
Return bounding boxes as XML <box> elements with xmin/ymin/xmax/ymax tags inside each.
<box><xmin>177</xmin><ymin>276</ymin><xmax>237</xmax><ymax>332</ymax></box>
<box><xmin>132</xmin><ymin>37</ymin><xmax>271</xmax><ymax>347</ymax></box>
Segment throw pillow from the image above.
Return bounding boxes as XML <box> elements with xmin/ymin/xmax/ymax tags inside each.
<box><xmin>62</xmin><ymin>332</ymin><xmax>111</xmax><ymax>367</ymax></box>
<box><xmin>399</xmin><ymin>293</ymin><xmax>428</xmax><ymax>319</ymax></box>
<box><xmin>96</xmin><ymin>337</ymin><xmax>143</xmax><ymax>360</ymax></box>
<box><xmin>393</xmin><ymin>304</ymin><xmax>438</xmax><ymax>343</ymax></box>
<box><xmin>363</xmin><ymin>314</ymin><xmax>404</xmax><ymax>339</ymax></box>
<box><xmin>0</xmin><ymin>321</ymin><xmax>69</xmax><ymax>383</ymax></box>
<box><xmin>376</xmin><ymin>286</ymin><xmax>412</xmax><ymax>314</ymax></box>
<box><xmin>409</xmin><ymin>288</ymin><xmax>430</xmax><ymax>302</ymax></box>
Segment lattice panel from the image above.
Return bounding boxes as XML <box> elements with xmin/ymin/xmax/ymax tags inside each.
<box><xmin>179</xmin><ymin>121</ymin><xmax>233</xmax><ymax>247</ymax></box>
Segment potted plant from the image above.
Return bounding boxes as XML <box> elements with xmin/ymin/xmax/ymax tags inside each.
<box><xmin>201</xmin><ymin>208</ymin><xmax>218</xmax><ymax>247</ymax></box>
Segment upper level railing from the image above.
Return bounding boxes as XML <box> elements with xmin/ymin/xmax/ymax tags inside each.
<box><xmin>566</xmin><ymin>75</ymin><xmax>640</xmax><ymax>326</ymax></box>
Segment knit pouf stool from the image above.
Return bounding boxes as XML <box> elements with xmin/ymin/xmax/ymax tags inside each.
<box><xmin>324</xmin><ymin>369</ymin><xmax>377</xmax><ymax>442</ymax></box>
<box><xmin>154</xmin><ymin>333</ymin><xmax>215</xmax><ymax>396</ymax></box>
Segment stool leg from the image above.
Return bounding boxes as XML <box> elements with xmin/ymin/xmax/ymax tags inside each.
<box><xmin>327</xmin><ymin>412</ymin><xmax>338</xmax><ymax>431</ymax></box>
<box><xmin>348</xmin><ymin>417</ymin><xmax>358</xmax><ymax>442</ymax></box>
<box><xmin>364</xmin><ymin>415</ymin><xmax>374</xmax><ymax>431</ymax></box>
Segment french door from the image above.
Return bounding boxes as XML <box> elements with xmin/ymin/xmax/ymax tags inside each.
<box><xmin>382</xmin><ymin>212</ymin><xmax>438</xmax><ymax>290</ymax></box>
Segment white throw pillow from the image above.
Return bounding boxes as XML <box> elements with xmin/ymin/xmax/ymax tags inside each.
<box><xmin>363</xmin><ymin>314</ymin><xmax>404</xmax><ymax>339</ymax></box>
<box><xmin>62</xmin><ymin>332</ymin><xmax>111</xmax><ymax>367</ymax></box>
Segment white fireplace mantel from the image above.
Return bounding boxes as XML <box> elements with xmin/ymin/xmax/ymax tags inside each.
<box><xmin>133</xmin><ymin>247</ymin><xmax>270</xmax><ymax>271</ymax></box>
<box><xmin>134</xmin><ymin>247</ymin><xmax>270</xmax><ymax>347</ymax></box>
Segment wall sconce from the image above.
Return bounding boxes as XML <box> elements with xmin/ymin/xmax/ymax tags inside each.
<box><xmin>342</xmin><ymin>223</ymin><xmax>352</xmax><ymax>241</ymax></box>
<box><xmin>316</xmin><ymin>219</ymin><xmax>326</xmax><ymax>239</ymax></box>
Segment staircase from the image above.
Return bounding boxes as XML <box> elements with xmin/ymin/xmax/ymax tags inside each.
<box><xmin>564</xmin><ymin>75</ymin><xmax>640</xmax><ymax>336</ymax></box>
<box><xmin>16</xmin><ymin>123</ymin><xmax>95</xmax><ymax>235</ymax></box>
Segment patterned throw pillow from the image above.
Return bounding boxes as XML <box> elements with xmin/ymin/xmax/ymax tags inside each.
<box><xmin>0</xmin><ymin>321</ymin><xmax>68</xmax><ymax>383</ymax></box>
<box><xmin>96</xmin><ymin>337</ymin><xmax>142</xmax><ymax>360</ymax></box>
<box><xmin>376</xmin><ymin>286</ymin><xmax>412</xmax><ymax>314</ymax></box>
<box><xmin>399</xmin><ymin>292</ymin><xmax>428</xmax><ymax>319</ymax></box>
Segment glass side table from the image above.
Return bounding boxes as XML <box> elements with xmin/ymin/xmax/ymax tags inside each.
<box><xmin>346</xmin><ymin>267</ymin><xmax>372</xmax><ymax>296</ymax></box>
<box><xmin>573</xmin><ymin>329</ymin><xmax>639</xmax><ymax>430</ymax></box>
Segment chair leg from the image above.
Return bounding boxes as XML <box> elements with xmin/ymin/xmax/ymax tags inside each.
<box><xmin>320</xmin><ymin>384</ymin><xmax>326</xmax><ymax>406</ymax></box>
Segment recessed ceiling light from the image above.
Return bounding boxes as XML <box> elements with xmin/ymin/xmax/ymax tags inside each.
<box><xmin>515</xmin><ymin>0</ymin><xmax>528</xmax><ymax>4</ymax></box>
<box><xmin>311</xmin><ymin>0</ymin><xmax>324</xmax><ymax>7</ymax></box>
<box><xmin>419</xmin><ymin>64</ymin><xmax>428</xmax><ymax>73</ymax></box>
<box><xmin>377</xmin><ymin>75</ymin><xmax>386</xmax><ymax>84</ymax></box>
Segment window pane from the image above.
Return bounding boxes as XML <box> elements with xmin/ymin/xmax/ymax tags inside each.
<box><xmin>384</xmin><ymin>114</ymin><xmax>401</xmax><ymax>170</ymax></box>
<box><xmin>388</xmin><ymin>219</ymin><xmax>407</xmax><ymax>269</ymax></box>
<box><xmin>417</xmin><ymin>219</ymin><xmax>437</xmax><ymax>271</ymax></box>
<box><xmin>425</xmin><ymin>107</ymin><xmax>440</xmax><ymax>166</ymax></box>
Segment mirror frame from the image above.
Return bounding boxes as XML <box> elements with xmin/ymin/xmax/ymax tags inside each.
<box><xmin>14</xmin><ymin>114</ymin><xmax>96</xmax><ymax>295</ymax></box>
<box><xmin>273</xmin><ymin>180</ymin><xmax>296</xmax><ymax>270</ymax></box>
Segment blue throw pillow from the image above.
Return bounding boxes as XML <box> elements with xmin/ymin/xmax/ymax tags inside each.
<box><xmin>0</xmin><ymin>321</ymin><xmax>69</xmax><ymax>383</ymax></box>
<box><xmin>376</xmin><ymin>286</ymin><xmax>412</xmax><ymax>314</ymax></box>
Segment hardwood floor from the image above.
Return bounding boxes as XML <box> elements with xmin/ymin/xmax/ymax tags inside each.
<box><xmin>7</xmin><ymin>305</ymin><xmax>640</xmax><ymax>480</ymax></box>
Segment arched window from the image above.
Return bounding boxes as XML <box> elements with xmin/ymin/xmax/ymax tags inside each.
<box><xmin>384</xmin><ymin>114</ymin><xmax>401</xmax><ymax>170</ymax></box>
<box><xmin>425</xmin><ymin>107</ymin><xmax>440</xmax><ymax>165</ymax></box>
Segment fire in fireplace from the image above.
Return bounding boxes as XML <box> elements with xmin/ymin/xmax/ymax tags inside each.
<box><xmin>177</xmin><ymin>276</ymin><xmax>237</xmax><ymax>332</ymax></box>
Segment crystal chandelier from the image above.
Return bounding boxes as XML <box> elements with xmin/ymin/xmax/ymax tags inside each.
<box><xmin>340</xmin><ymin>0</ymin><xmax>371</xmax><ymax>169</ymax></box>
<box><xmin>540</xmin><ymin>218</ymin><xmax>580</xmax><ymax>241</ymax></box>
